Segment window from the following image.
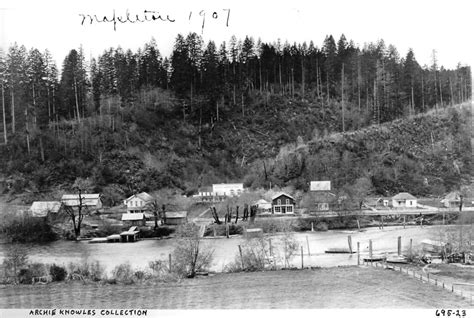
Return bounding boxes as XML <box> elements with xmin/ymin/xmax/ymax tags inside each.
<box><xmin>275</xmin><ymin>206</ymin><xmax>281</xmax><ymax>213</ymax></box>
<box><xmin>286</xmin><ymin>199</ymin><xmax>290</xmax><ymax>205</ymax></box>
<box><xmin>277</xmin><ymin>199</ymin><xmax>281</xmax><ymax>205</ymax></box>
<box><xmin>287</xmin><ymin>206</ymin><xmax>293</xmax><ymax>213</ymax></box>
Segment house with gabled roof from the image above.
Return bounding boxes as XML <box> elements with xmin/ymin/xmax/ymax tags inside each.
<box><xmin>61</xmin><ymin>194</ymin><xmax>102</xmax><ymax>210</ymax></box>
<box><xmin>123</xmin><ymin>192</ymin><xmax>155</xmax><ymax>213</ymax></box>
<box><xmin>29</xmin><ymin>201</ymin><xmax>62</xmax><ymax>218</ymax></box>
<box><xmin>271</xmin><ymin>192</ymin><xmax>295</xmax><ymax>214</ymax></box>
<box><xmin>392</xmin><ymin>192</ymin><xmax>417</xmax><ymax>209</ymax></box>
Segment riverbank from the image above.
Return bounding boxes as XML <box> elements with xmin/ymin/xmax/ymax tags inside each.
<box><xmin>0</xmin><ymin>225</ymin><xmax>468</xmax><ymax>273</ymax></box>
<box><xmin>1</xmin><ymin>266</ymin><xmax>471</xmax><ymax>308</ymax></box>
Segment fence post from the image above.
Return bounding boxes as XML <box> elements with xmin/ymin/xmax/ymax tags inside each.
<box><xmin>169</xmin><ymin>254</ymin><xmax>172</xmax><ymax>273</ymax></box>
<box><xmin>213</xmin><ymin>226</ymin><xmax>216</xmax><ymax>237</ymax></box>
<box><xmin>348</xmin><ymin>235</ymin><xmax>353</xmax><ymax>254</ymax></box>
<box><xmin>301</xmin><ymin>246</ymin><xmax>304</xmax><ymax>269</ymax></box>
<box><xmin>269</xmin><ymin>238</ymin><xmax>273</xmax><ymax>256</ymax></box>
<box><xmin>238</xmin><ymin>245</ymin><xmax>244</xmax><ymax>270</ymax></box>
<box><xmin>409</xmin><ymin>239</ymin><xmax>413</xmax><ymax>256</ymax></box>
<box><xmin>397</xmin><ymin>236</ymin><xmax>401</xmax><ymax>256</ymax></box>
<box><xmin>369</xmin><ymin>239</ymin><xmax>373</xmax><ymax>260</ymax></box>
<box><xmin>311</xmin><ymin>222</ymin><xmax>314</xmax><ymax>232</ymax></box>
<box><xmin>357</xmin><ymin>242</ymin><xmax>360</xmax><ymax>266</ymax></box>
<box><xmin>306</xmin><ymin>236</ymin><xmax>311</xmax><ymax>256</ymax></box>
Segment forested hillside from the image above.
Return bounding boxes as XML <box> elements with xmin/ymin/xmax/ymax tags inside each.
<box><xmin>0</xmin><ymin>33</ymin><xmax>471</xmax><ymax>204</ymax></box>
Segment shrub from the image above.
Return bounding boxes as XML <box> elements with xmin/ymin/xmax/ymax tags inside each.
<box><xmin>49</xmin><ymin>264</ymin><xmax>67</xmax><ymax>282</ymax></box>
<box><xmin>204</xmin><ymin>224</ymin><xmax>243</xmax><ymax>237</ymax></box>
<box><xmin>112</xmin><ymin>263</ymin><xmax>134</xmax><ymax>284</ymax></box>
<box><xmin>172</xmin><ymin>224</ymin><xmax>214</xmax><ymax>278</ymax></box>
<box><xmin>18</xmin><ymin>268</ymin><xmax>33</xmax><ymax>284</ymax></box>
<box><xmin>67</xmin><ymin>260</ymin><xmax>105</xmax><ymax>282</ymax></box>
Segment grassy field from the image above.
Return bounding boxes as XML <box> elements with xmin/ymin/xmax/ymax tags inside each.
<box><xmin>0</xmin><ymin>266</ymin><xmax>471</xmax><ymax>309</ymax></box>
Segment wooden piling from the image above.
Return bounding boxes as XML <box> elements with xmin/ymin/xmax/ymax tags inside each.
<box><xmin>348</xmin><ymin>235</ymin><xmax>353</xmax><ymax>254</ymax></box>
<box><xmin>397</xmin><ymin>236</ymin><xmax>401</xmax><ymax>256</ymax></box>
<box><xmin>238</xmin><ymin>245</ymin><xmax>244</xmax><ymax>269</ymax></box>
<box><xmin>369</xmin><ymin>239</ymin><xmax>373</xmax><ymax>259</ymax></box>
<box><xmin>169</xmin><ymin>254</ymin><xmax>172</xmax><ymax>273</ymax></box>
<box><xmin>357</xmin><ymin>242</ymin><xmax>360</xmax><ymax>265</ymax></box>
<box><xmin>381</xmin><ymin>216</ymin><xmax>384</xmax><ymax>229</ymax></box>
<box><xmin>226</xmin><ymin>223</ymin><xmax>229</xmax><ymax>238</ymax></box>
<box><xmin>311</xmin><ymin>222</ymin><xmax>314</xmax><ymax>232</ymax></box>
<box><xmin>409</xmin><ymin>238</ymin><xmax>413</xmax><ymax>256</ymax></box>
<box><xmin>301</xmin><ymin>246</ymin><xmax>304</xmax><ymax>269</ymax></box>
<box><xmin>306</xmin><ymin>236</ymin><xmax>311</xmax><ymax>256</ymax></box>
<box><xmin>356</xmin><ymin>219</ymin><xmax>361</xmax><ymax>231</ymax></box>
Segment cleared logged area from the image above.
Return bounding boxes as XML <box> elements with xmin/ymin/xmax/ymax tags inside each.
<box><xmin>0</xmin><ymin>267</ymin><xmax>471</xmax><ymax>308</ymax></box>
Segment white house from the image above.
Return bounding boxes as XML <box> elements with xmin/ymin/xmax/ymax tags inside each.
<box><xmin>123</xmin><ymin>192</ymin><xmax>155</xmax><ymax>213</ymax></box>
<box><xmin>392</xmin><ymin>192</ymin><xmax>417</xmax><ymax>209</ymax></box>
<box><xmin>212</xmin><ymin>183</ymin><xmax>244</xmax><ymax>197</ymax></box>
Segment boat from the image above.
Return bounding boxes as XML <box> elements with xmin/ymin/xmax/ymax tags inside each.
<box><xmin>325</xmin><ymin>248</ymin><xmax>355</xmax><ymax>254</ymax></box>
<box><xmin>386</xmin><ymin>255</ymin><xmax>408</xmax><ymax>264</ymax></box>
<box><xmin>89</xmin><ymin>237</ymin><xmax>108</xmax><ymax>244</ymax></box>
<box><xmin>363</xmin><ymin>255</ymin><xmax>386</xmax><ymax>262</ymax></box>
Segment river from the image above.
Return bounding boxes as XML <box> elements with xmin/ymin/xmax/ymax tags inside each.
<box><xmin>0</xmin><ymin>225</ymin><xmax>464</xmax><ymax>273</ymax></box>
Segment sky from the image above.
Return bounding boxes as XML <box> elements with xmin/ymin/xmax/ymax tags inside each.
<box><xmin>0</xmin><ymin>0</ymin><xmax>473</xmax><ymax>71</ymax></box>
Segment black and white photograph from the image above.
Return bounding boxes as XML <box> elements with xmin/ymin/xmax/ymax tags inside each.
<box><xmin>0</xmin><ymin>0</ymin><xmax>472</xmax><ymax>316</ymax></box>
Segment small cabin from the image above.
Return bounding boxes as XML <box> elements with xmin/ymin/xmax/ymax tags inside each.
<box><xmin>29</xmin><ymin>201</ymin><xmax>62</xmax><ymax>218</ymax></box>
<box><xmin>271</xmin><ymin>193</ymin><xmax>295</xmax><ymax>214</ymax></box>
<box><xmin>254</xmin><ymin>199</ymin><xmax>272</xmax><ymax>213</ymax></box>
<box><xmin>440</xmin><ymin>192</ymin><xmax>463</xmax><ymax>209</ymax></box>
<box><xmin>121</xmin><ymin>213</ymin><xmax>146</xmax><ymax>226</ymax></box>
<box><xmin>163</xmin><ymin>211</ymin><xmax>188</xmax><ymax>225</ymax></box>
<box><xmin>392</xmin><ymin>192</ymin><xmax>417</xmax><ymax>209</ymax></box>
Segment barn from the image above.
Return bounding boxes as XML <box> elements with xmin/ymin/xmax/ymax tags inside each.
<box><xmin>164</xmin><ymin>211</ymin><xmax>188</xmax><ymax>225</ymax></box>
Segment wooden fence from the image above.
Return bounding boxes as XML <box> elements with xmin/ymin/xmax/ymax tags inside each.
<box><xmin>363</xmin><ymin>260</ymin><xmax>474</xmax><ymax>305</ymax></box>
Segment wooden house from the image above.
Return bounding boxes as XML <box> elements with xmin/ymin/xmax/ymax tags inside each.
<box><xmin>313</xmin><ymin>191</ymin><xmax>337</xmax><ymax>211</ymax></box>
<box><xmin>392</xmin><ymin>192</ymin><xmax>417</xmax><ymax>209</ymax></box>
<box><xmin>163</xmin><ymin>211</ymin><xmax>188</xmax><ymax>225</ymax></box>
<box><xmin>271</xmin><ymin>193</ymin><xmax>295</xmax><ymax>214</ymax></box>
<box><xmin>121</xmin><ymin>213</ymin><xmax>146</xmax><ymax>226</ymax></box>
<box><xmin>212</xmin><ymin>183</ymin><xmax>244</xmax><ymax>197</ymax></box>
<box><xmin>29</xmin><ymin>201</ymin><xmax>62</xmax><ymax>218</ymax></box>
<box><xmin>440</xmin><ymin>191</ymin><xmax>462</xmax><ymax>209</ymax></box>
<box><xmin>254</xmin><ymin>199</ymin><xmax>272</xmax><ymax>213</ymax></box>
<box><xmin>61</xmin><ymin>194</ymin><xmax>102</xmax><ymax>210</ymax></box>
<box><xmin>123</xmin><ymin>192</ymin><xmax>155</xmax><ymax>213</ymax></box>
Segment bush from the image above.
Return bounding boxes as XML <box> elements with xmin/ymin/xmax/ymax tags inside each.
<box><xmin>112</xmin><ymin>263</ymin><xmax>134</xmax><ymax>284</ymax></box>
<box><xmin>67</xmin><ymin>261</ymin><xmax>105</xmax><ymax>282</ymax></box>
<box><xmin>18</xmin><ymin>268</ymin><xmax>33</xmax><ymax>284</ymax></box>
<box><xmin>172</xmin><ymin>224</ymin><xmax>214</xmax><ymax>278</ymax></box>
<box><xmin>50</xmin><ymin>264</ymin><xmax>67</xmax><ymax>282</ymax></box>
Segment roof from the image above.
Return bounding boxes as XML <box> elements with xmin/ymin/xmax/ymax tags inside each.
<box><xmin>254</xmin><ymin>199</ymin><xmax>270</xmax><ymax>205</ymax></box>
<box><xmin>29</xmin><ymin>201</ymin><xmax>62</xmax><ymax>217</ymax></box>
<box><xmin>271</xmin><ymin>192</ymin><xmax>295</xmax><ymax>201</ymax></box>
<box><xmin>392</xmin><ymin>192</ymin><xmax>417</xmax><ymax>200</ymax></box>
<box><xmin>165</xmin><ymin>211</ymin><xmax>188</xmax><ymax>218</ymax></box>
<box><xmin>124</xmin><ymin>192</ymin><xmax>155</xmax><ymax>203</ymax></box>
<box><xmin>121</xmin><ymin>213</ymin><xmax>145</xmax><ymax>221</ymax></box>
<box><xmin>442</xmin><ymin>191</ymin><xmax>461</xmax><ymax>202</ymax></box>
<box><xmin>61</xmin><ymin>194</ymin><xmax>101</xmax><ymax>207</ymax></box>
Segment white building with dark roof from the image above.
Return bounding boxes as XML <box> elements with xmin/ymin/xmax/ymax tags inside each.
<box><xmin>392</xmin><ymin>192</ymin><xmax>417</xmax><ymax>209</ymax></box>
